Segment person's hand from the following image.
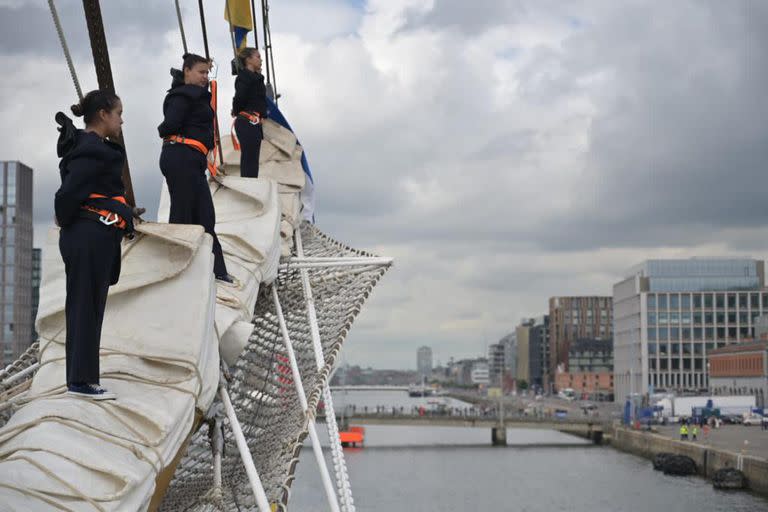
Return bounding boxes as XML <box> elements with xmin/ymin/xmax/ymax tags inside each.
<box><xmin>132</xmin><ymin>206</ymin><xmax>146</xmax><ymax>221</ymax></box>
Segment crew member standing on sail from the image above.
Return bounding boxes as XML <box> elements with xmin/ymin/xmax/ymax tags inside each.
<box><xmin>232</xmin><ymin>47</ymin><xmax>267</xmax><ymax>178</ymax></box>
<box><xmin>56</xmin><ymin>90</ymin><xmax>140</xmax><ymax>400</ymax></box>
<box><xmin>159</xmin><ymin>53</ymin><xmax>232</xmax><ymax>282</ymax></box>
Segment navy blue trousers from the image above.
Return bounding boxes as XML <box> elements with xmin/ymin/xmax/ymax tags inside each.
<box><xmin>160</xmin><ymin>145</ymin><xmax>228</xmax><ymax>277</ymax></box>
<box><xmin>235</xmin><ymin>117</ymin><xmax>263</xmax><ymax>178</ymax></box>
<box><xmin>59</xmin><ymin>219</ymin><xmax>122</xmax><ymax>385</ymax></box>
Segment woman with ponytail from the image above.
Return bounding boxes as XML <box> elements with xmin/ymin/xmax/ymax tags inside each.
<box><xmin>55</xmin><ymin>89</ymin><xmax>142</xmax><ymax>400</ymax></box>
<box><xmin>158</xmin><ymin>53</ymin><xmax>232</xmax><ymax>283</ymax></box>
<box><xmin>232</xmin><ymin>47</ymin><xmax>266</xmax><ymax>178</ymax></box>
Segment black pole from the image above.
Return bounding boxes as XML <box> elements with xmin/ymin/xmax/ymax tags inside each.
<box><xmin>250</xmin><ymin>0</ymin><xmax>259</xmax><ymax>45</ymax></box>
<box><xmin>81</xmin><ymin>0</ymin><xmax>135</xmax><ymax>206</ymax></box>
<box><xmin>197</xmin><ymin>0</ymin><xmax>210</xmax><ymax>59</ymax></box>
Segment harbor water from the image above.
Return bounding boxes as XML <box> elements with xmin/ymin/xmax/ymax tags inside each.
<box><xmin>289</xmin><ymin>391</ymin><xmax>768</xmax><ymax>511</ymax></box>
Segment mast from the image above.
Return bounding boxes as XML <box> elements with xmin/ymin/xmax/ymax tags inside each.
<box><xmin>81</xmin><ymin>0</ymin><xmax>136</xmax><ymax>207</ymax></box>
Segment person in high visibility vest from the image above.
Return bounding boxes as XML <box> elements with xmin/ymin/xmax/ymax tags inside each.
<box><xmin>55</xmin><ymin>90</ymin><xmax>143</xmax><ymax>400</ymax></box>
<box><xmin>691</xmin><ymin>424</ymin><xmax>699</xmax><ymax>441</ymax></box>
<box><xmin>158</xmin><ymin>53</ymin><xmax>232</xmax><ymax>283</ymax></box>
<box><xmin>232</xmin><ymin>47</ymin><xmax>266</xmax><ymax>178</ymax></box>
<box><xmin>680</xmin><ymin>423</ymin><xmax>689</xmax><ymax>440</ymax></box>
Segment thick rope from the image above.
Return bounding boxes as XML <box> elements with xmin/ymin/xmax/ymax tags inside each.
<box><xmin>174</xmin><ymin>0</ymin><xmax>188</xmax><ymax>54</ymax></box>
<box><xmin>47</xmin><ymin>0</ymin><xmax>83</xmax><ymax>100</ymax></box>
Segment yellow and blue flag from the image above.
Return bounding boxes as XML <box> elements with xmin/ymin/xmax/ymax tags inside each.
<box><xmin>224</xmin><ymin>0</ymin><xmax>253</xmax><ymax>49</ymax></box>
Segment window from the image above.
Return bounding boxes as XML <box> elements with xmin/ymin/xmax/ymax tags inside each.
<box><xmin>647</xmin><ymin>295</ymin><xmax>656</xmax><ymax>309</ymax></box>
<box><xmin>693</xmin><ymin>294</ymin><xmax>702</xmax><ymax>309</ymax></box>
<box><xmin>682</xmin><ymin>294</ymin><xmax>691</xmax><ymax>309</ymax></box>
<box><xmin>681</xmin><ymin>312</ymin><xmax>691</xmax><ymax>325</ymax></box>
<box><xmin>705</xmin><ymin>295</ymin><xmax>713</xmax><ymax>308</ymax></box>
<box><xmin>659</xmin><ymin>312</ymin><xmax>668</xmax><ymax>325</ymax></box>
<box><xmin>727</xmin><ymin>294</ymin><xmax>736</xmax><ymax>309</ymax></box>
<box><xmin>716</xmin><ymin>312</ymin><xmax>725</xmax><ymax>324</ymax></box>
<box><xmin>659</xmin><ymin>343</ymin><xmax>668</xmax><ymax>355</ymax></box>
<box><xmin>648</xmin><ymin>343</ymin><xmax>657</xmax><ymax>354</ymax></box>
<box><xmin>660</xmin><ymin>358</ymin><xmax>668</xmax><ymax>370</ymax></box>
<box><xmin>705</xmin><ymin>312</ymin><xmax>714</xmax><ymax>324</ymax></box>
<box><xmin>739</xmin><ymin>294</ymin><xmax>748</xmax><ymax>309</ymax></box>
<box><xmin>728</xmin><ymin>312</ymin><xmax>736</xmax><ymax>324</ymax></box>
<box><xmin>682</xmin><ymin>328</ymin><xmax>691</xmax><ymax>341</ymax></box>
<box><xmin>693</xmin><ymin>312</ymin><xmax>702</xmax><ymax>324</ymax></box>
<box><xmin>670</xmin><ymin>294</ymin><xmax>680</xmax><ymax>309</ymax></box>
<box><xmin>693</xmin><ymin>327</ymin><xmax>702</xmax><ymax>340</ymax></box>
<box><xmin>671</xmin><ymin>343</ymin><xmax>680</xmax><ymax>355</ymax></box>
<box><xmin>739</xmin><ymin>312</ymin><xmax>748</xmax><ymax>325</ymax></box>
<box><xmin>659</xmin><ymin>327</ymin><xmax>669</xmax><ymax>340</ymax></box>
<box><xmin>672</xmin><ymin>359</ymin><xmax>680</xmax><ymax>370</ymax></box>
<box><xmin>671</xmin><ymin>312</ymin><xmax>680</xmax><ymax>324</ymax></box>
<box><xmin>658</xmin><ymin>295</ymin><xmax>668</xmax><ymax>309</ymax></box>
<box><xmin>648</xmin><ymin>328</ymin><xmax>657</xmax><ymax>341</ymax></box>
<box><xmin>728</xmin><ymin>327</ymin><xmax>737</xmax><ymax>340</ymax></box>
<box><xmin>648</xmin><ymin>313</ymin><xmax>657</xmax><ymax>326</ymax></box>
<box><xmin>716</xmin><ymin>294</ymin><xmax>725</xmax><ymax>308</ymax></box>
<box><xmin>717</xmin><ymin>327</ymin><xmax>725</xmax><ymax>339</ymax></box>
<box><xmin>671</xmin><ymin>327</ymin><xmax>680</xmax><ymax>339</ymax></box>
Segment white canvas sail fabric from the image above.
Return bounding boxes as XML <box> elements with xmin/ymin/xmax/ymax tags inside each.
<box><xmin>0</xmin><ymin>118</ymin><xmax>305</xmax><ymax>510</ymax></box>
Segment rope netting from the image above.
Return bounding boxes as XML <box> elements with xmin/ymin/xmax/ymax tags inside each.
<box><xmin>159</xmin><ymin>223</ymin><xmax>389</xmax><ymax>511</ymax></box>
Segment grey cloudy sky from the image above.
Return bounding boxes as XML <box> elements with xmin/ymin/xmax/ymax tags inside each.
<box><xmin>1</xmin><ymin>0</ymin><xmax>766</xmax><ymax>369</ymax></box>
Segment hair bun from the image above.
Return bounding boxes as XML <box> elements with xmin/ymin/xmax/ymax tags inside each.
<box><xmin>70</xmin><ymin>103</ymin><xmax>84</xmax><ymax>117</ymax></box>
<box><xmin>182</xmin><ymin>52</ymin><xmax>192</xmax><ymax>60</ymax></box>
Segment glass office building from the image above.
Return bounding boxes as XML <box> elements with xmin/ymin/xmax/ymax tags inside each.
<box><xmin>0</xmin><ymin>161</ymin><xmax>33</xmax><ymax>366</ymax></box>
<box><xmin>613</xmin><ymin>259</ymin><xmax>766</xmax><ymax>400</ymax></box>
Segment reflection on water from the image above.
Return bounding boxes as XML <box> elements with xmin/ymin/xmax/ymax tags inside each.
<box><xmin>288</xmin><ymin>391</ymin><xmax>768</xmax><ymax>512</ymax></box>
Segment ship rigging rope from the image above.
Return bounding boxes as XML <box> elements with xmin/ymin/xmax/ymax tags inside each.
<box><xmin>174</xmin><ymin>0</ymin><xmax>188</xmax><ymax>54</ymax></box>
<box><xmin>47</xmin><ymin>0</ymin><xmax>83</xmax><ymax>101</ymax></box>
<box><xmin>197</xmin><ymin>0</ymin><xmax>210</xmax><ymax>59</ymax></box>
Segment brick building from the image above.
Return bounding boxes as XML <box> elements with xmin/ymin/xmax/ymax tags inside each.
<box><xmin>548</xmin><ymin>296</ymin><xmax>612</xmax><ymax>384</ymax></box>
<box><xmin>554</xmin><ymin>338</ymin><xmax>614</xmax><ymax>399</ymax></box>
<box><xmin>708</xmin><ymin>341</ymin><xmax>767</xmax><ymax>407</ymax></box>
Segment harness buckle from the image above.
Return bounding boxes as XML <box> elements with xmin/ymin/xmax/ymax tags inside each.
<box><xmin>99</xmin><ymin>212</ymin><xmax>120</xmax><ymax>226</ymax></box>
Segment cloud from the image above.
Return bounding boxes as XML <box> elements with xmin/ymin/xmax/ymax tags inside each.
<box><xmin>3</xmin><ymin>0</ymin><xmax>767</xmax><ymax>369</ymax></box>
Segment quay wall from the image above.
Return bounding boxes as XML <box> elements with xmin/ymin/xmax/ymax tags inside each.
<box><xmin>612</xmin><ymin>426</ymin><xmax>768</xmax><ymax>497</ymax></box>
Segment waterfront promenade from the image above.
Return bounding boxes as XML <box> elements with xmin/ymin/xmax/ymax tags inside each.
<box><xmin>654</xmin><ymin>424</ymin><xmax>768</xmax><ymax>458</ymax></box>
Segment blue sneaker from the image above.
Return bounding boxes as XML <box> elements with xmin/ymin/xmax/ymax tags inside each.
<box><xmin>67</xmin><ymin>383</ymin><xmax>117</xmax><ymax>400</ymax></box>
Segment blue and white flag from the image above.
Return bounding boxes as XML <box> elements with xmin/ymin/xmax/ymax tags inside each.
<box><xmin>265</xmin><ymin>97</ymin><xmax>316</xmax><ymax>222</ymax></box>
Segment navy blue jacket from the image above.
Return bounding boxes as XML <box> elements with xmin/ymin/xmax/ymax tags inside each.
<box><xmin>232</xmin><ymin>69</ymin><xmax>267</xmax><ymax>117</ymax></box>
<box><xmin>55</xmin><ymin>130</ymin><xmax>126</xmax><ymax>227</ymax></box>
<box><xmin>158</xmin><ymin>84</ymin><xmax>214</xmax><ymax>150</ymax></box>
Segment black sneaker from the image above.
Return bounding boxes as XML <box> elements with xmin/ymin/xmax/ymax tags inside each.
<box><xmin>215</xmin><ymin>274</ymin><xmax>235</xmax><ymax>285</ymax></box>
<box><xmin>67</xmin><ymin>383</ymin><xmax>117</xmax><ymax>400</ymax></box>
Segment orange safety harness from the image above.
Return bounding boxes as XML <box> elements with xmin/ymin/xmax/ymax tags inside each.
<box><xmin>162</xmin><ymin>80</ymin><xmax>222</xmax><ymax>177</ymax></box>
<box><xmin>230</xmin><ymin>111</ymin><xmax>262</xmax><ymax>151</ymax></box>
<box><xmin>80</xmin><ymin>193</ymin><xmax>128</xmax><ymax>230</ymax></box>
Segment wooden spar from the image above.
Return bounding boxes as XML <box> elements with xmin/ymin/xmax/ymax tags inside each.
<box><xmin>81</xmin><ymin>0</ymin><xmax>136</xmax><ymax>207</ymax></box>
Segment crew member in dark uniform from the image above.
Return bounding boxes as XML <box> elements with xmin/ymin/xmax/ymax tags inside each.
<box><xmin>158</xmin><ymin>53</ymin><xmax>232</xmax><ymax>282</ymax></box>
<box><xmin>55</xmin><ymin>89</ymin><xmax>139</xmax><ymax>400</ymax></box>
<box><xmin>232</xmin><ymin>47</ymin><xmax>267</xmax><ymax>178</ymax></box>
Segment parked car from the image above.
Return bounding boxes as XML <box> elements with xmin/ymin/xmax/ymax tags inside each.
<box><xmin>742</xmin><ymin>414</ymin><xmax>764</xmax><ymax>426</ymax></box>
<box><xmin>721</xmin><ymin>414</ymin><xmax>743</xmax><ymax>425</ymax></box>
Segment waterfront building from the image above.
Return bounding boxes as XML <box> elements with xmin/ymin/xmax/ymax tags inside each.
<box><xmin>487</xmin><ymin>342</ymin><xmax>505</xmax><ymax>386</ymax></box>
<box><xmin>470</xmin><ymin>360</ymin><xmax>490</xmax><ymax>385</ymax></box>
<box><xmin>708</xmin><ymin>341</ymin><xmax>768</xmax><ymax>408</ymax></box>
<box><xmin>549</xmin><ymin>296</ymin><xmax>612</xmax><ymax>383</ymax></box>
<box><xmin>613</xmin><ymin>258</ymin><xmax>767</xmax><ymax>400</ymax></box>
<box><xmin>555</xmin><ymin>338</ymin><xmax>614</xmax><ymax>399</ymax></box>
<box><xmin>500</xmin><ymin>331</ymin><xmax>517</xmax><ymax>381</ymax></box>
<box><xmin>0</xmin><ymin>161</ymin><xmax>33</xmax><ymax>366</ymax></box>
<box><xmin>417</xmin><ymin>345</ymin><xmax>432</xmax><ymax>378</ymax></box>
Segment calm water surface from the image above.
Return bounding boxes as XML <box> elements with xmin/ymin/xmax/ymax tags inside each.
<box><xmin>288</xmin><ymin>391</ymin><xmax>768</xmax><ymax>511</ymax></box>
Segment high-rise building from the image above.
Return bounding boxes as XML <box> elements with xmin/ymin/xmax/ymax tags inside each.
<box><xmin>500</xmin><ymin>332</ymin><xmax>517</xmax><ymax>380</ymax></box>
<box><xmin>613</xmin><ymin>258</ymin><xmax>766</xmax><ymax>401</ymax></box>
<box><xmin>515</xmin><ymin>316</ymin><xmax>548</xmax><ymax>391</ymax></box>
<box><xmin>417</xmin><ymin>345</ymin><xmax>433</xmax><ymax>377</ymax></box>
<box><xmin>0</xmin><ymin>161</ymin><xmax>33</xmax><ymax>366</ymax></box>
<box><xmin>549</xmin><ymin>296</ymin><xmax>613</xmax><ymax>382</ymax></box>
<box><xmin>31</xmin><ymin>247</ymin><xmax>41</xmax><ymax>342</ymax></box>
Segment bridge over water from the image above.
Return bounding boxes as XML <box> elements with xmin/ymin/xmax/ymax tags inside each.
<box><xmin>319</xmin><ymin>411</ymin><xmax>608</xmax><ymax>445</ymax></box>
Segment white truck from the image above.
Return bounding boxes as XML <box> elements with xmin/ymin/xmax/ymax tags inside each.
<box><xmin>653</xmin><ymin>395</ymin><xmax>755</xmax><ymax>419</ymax></box>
